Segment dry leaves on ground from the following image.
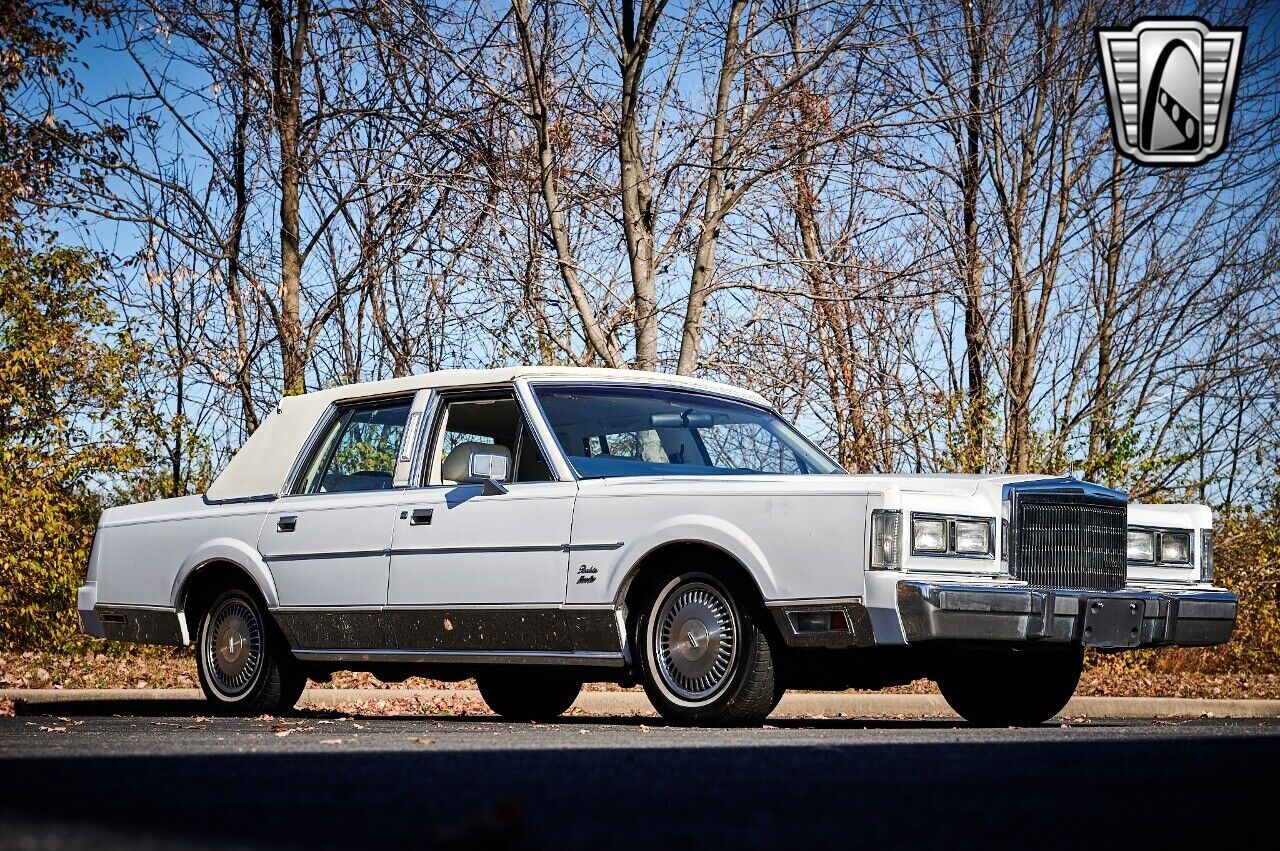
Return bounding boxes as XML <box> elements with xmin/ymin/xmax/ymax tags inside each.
<box><xmin>314</xmin><ymin>693</ymin><xmax>491</xmax><ymax>717</ymax></box>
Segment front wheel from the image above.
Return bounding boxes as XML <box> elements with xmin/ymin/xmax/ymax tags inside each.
<box><xmin>477</xmin><ymin>672</ymin><xmax>582</xmax><ymax>721</ymax></box>
<box><xmin>195</xmin><ymin>588</ymin><xmax>306</xmax><ymax>715</ymax></box>
<box><xmin>637</xmin><ymin>571</ymin><xmax>782</xmax><ymax>726</ymax></box>
<box><xmin>936</xmin><ymin>643</ymin><xmax>1084</xmax><ymax>726</ymax></box>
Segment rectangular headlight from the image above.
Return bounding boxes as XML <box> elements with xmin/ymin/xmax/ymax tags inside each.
<box><xmin>870</xmin><ymin>510</ymin><xmax>900</xmax><ymax>570</ymax></box>
<box><xmin>1127</xmin><ymin>529</ymin><xmax>1155</xmax><ymax>563</ymax></box>
<box><xmin>912</xmin><ymin>518</ymin><xmax>947</xmax><ymax>553</ymax></box>
<box><xmin>1159</xmin><ymin>530</ymin><xmax>1192</xmax><ymax>564</ymax></box>
<box><xmin>954</xmin><ymin>520</ymin><xmax>991</xmax><ymax>555</ymax></box>
<box><xmin>1201</xmin><ymin>529</ymin><xmax>1214</xmax><ymax>582</ymax></box>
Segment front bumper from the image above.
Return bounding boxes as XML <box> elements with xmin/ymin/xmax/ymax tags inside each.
<box><xmin>896</xmin><ymin>581</ymin><xmax>1236</xmax><ymax>649</ymax></box>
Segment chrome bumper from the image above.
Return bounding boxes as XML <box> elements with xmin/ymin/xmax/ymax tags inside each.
<box><xmin>896</xmin><ymin>581</ymin><xmax>1237</xmax><ymax>649</ymax></box>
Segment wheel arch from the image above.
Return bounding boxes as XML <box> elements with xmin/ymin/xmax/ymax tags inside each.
<box><xmin>171</xmin><ymin>539</ymin><xmax>279</xmax><ymax>639</ymax></box>
<box><xmin>610</xmin><ymin>515</ymin><xmax>780</xmax><ymax>612</ymax></box>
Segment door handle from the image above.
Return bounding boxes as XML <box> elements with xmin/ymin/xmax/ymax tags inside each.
<box><xmin>277</xmin><ymin>515</ymin><xmax>297</xmax><ymax>533</ymax></box>
<box><xmin>409</xmin><ymin>508</ymin><xmax>433</xmax><ymax>526</ymax></box>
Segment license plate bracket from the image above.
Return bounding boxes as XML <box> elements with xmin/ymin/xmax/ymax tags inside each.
<box><xmin>1082</xmin><ymin>598</ymin><xmax>1144</xmax><ymax>648</ymax></box>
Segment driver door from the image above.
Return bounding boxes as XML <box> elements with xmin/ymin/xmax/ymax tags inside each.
<box><xmin>387</xmin><ymin>391</ymin><xmax>577</xmax><ymax>651</ymax></box>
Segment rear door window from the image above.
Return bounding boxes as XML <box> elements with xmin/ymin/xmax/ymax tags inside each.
<box><xmin>297</xmin><ymin>400</ymin><xmax>413</xmax><ymax>494</ymax></box>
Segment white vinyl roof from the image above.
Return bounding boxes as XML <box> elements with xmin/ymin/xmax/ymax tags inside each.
<box><xmin>205</xmin><ymin>367</ymin><xmax>769</xmax><ymax>500</ymax></box>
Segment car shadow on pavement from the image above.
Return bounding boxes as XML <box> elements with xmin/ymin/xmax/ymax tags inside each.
<box><xmin>10</xmin><ymin>696</ymin><xmax>1112</xmax><ymax>730</ymax></box>
<box><xmin>3</xmin><ymin>723</ymin><xmax>1274</xmax><ymax>850</ymax></box>
<box><xmin>11</xmin><ymin>697</ymin><xmax>217</xmax><ymax>718</ymax></box>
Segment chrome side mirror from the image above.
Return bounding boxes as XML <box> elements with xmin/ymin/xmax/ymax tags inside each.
<box><xmin>467</xmin><ymin>452</ymin><xmax>509</xmax><ymax>495</ymax></box>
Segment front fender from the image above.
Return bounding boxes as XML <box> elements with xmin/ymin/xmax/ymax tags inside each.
<box><xmin>607</xmin><ymin>514</ymin><xmax>780</xmax><ymax>605</ymax></box>
<box><xmin>170</xmin><ymin>537</ymin><xmax>280</xmax><ymax>610</ymax></box>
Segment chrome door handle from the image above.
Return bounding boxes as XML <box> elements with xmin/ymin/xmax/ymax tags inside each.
<box><xmin>409</xmin><ymin>508</ymin><xmax>433</xmax><ymax>526</ymax></box>
<box><xmin>277</xmin><ymin>515</ymin><xmax>297</xmax><ymax>533</ymax></box>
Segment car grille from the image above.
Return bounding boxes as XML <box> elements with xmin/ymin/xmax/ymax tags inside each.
<box><xmin>1012</xmin><ymin>497</ymin><xmax>1128</xmax><ymax>591</ymax></box>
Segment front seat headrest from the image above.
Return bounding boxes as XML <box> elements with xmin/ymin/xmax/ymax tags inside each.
<box><xmin>441</xmin><ymin>441</ymin><xmax>511</xmax><ymax>484</ymax></box>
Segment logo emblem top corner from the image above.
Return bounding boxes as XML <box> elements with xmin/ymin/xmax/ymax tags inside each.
<box><xmin>1096</xmin><ymin>18</ymin><xmax>1245</xmax><ymax>166</ymax></box>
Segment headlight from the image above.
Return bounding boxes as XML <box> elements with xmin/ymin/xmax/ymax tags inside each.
<box><xmin>870</xmin><ymin>509</ymin><xmax>901</xmax><ymax>570</ymax></box>
<box><xmin>954</xmin><ymin>520</ymin><xmax>992</xmax><ymax>555</ymax></box>
<box><xmin>912</xmin><ymin>518</ymin><xmax>947</xmax><ymax>553</ymax></box>
<box><xmin>1128</xmin><ymin>526</ymin><xmax>1195</xmax><ymax>568</ymax></box>
<box><xmin>1159</xmin><ymin>531</ymin><xmax>1191</xmax><ymax>564</ymax></box>
<box><xmin>1127</xmin><ymin>530</ymin><xmax>1155</xmax><ymax>563</ymax></box>
<box><xmin>909</xmin><ymin>514</ymin><xmax>993</xmax><ymax>558</ymax></box>
<box><xmin>1200</xmin><ymin>529</ymin><xmax>1214</xmax><ymax>582</ymax></box>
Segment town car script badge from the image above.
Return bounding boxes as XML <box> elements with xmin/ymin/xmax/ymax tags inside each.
<box><xmin>1096</xmin><ymin>18</ymin><xmax>1245</xmax><ymax>166</ymax></box>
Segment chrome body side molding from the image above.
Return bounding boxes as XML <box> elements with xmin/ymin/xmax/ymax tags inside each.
<box><xmin>292</xmin><ymin>648</ymin><xmax>626</xmax><ymax>668</ymax></box>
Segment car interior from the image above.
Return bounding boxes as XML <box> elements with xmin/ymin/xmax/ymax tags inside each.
<box><xmin>428</xmin><ymin>396</ymin><xmax>552</xmax><ymax>485</ymax></box>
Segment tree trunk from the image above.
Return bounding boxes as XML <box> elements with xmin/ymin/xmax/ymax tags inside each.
<box><xmin>512</xmin><ymin>0</ymin><xmax>625</xmax><ymax>368</ymax></box>
<box><xmin>676</xmin><ymin>0</ymin><xmax>745</xmax><ymax>376</ymax></box>
<box><xmin>617</xmin><ymin>0</ymin><xmax>665</xmax><ymax>370</ymax></box>
<box><xmin>262</xmin><ymin>0</ymin><xmax>310</xmax><ymax>396</ymax></box>
<box><xmin>959</xmin><ymin>0</ymin><xmax>988</xmax><ymax>471</ymax></box>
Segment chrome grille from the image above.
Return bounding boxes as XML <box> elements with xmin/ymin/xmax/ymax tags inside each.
<box><xmin>1012</xmin><ymin>496</ymin><xmax>1127</xmax><ymax>591</ymax></box>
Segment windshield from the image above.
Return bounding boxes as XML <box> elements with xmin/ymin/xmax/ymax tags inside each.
<box><xmin>532</xmin><ymin>385</ymin><xmax>843</xmax><ymax>479</ymax></box>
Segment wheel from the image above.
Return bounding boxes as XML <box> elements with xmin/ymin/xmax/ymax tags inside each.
<box><xmin>195</xmin><ymin>588</ymin><xmax>306</xmax><ymax>715</ymax></box>
<box><xmin>636</xmin><ymin>571</ymin><xmax>782</xmax><ymax>726</ymax></box>
<box><xmin>477</xmin><ymin>671</ymin><xmax>582</xmax><ymax>721</ymax></box>
<box><xmin>936</xmin><ymin>643</ymin><xmax>1084</xmax><ymax>726</ymax></box>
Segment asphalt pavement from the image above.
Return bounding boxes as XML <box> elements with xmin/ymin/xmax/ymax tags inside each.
<box><xmin>2</xmin><ymin>703</ymin><xmax>1276</xmax><ymax>850</ymax></box>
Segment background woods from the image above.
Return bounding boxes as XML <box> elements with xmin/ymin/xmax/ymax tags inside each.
<box><xmin>2</xmin><ymin>0</ymin><xmax>1280</xmax><ymax>662</ymax></box>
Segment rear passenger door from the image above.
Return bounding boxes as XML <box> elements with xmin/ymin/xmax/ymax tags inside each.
<box><xmin>260</xmin><ymin>395</ymin><xmax>425</xmax><ymax>649</ymax></box>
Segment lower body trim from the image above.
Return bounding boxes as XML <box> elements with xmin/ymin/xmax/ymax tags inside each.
<box><xmin>91</xmin><ymin>605</ymin><xmax>186</xmax><ymax>646</ymax></box>
<box><xmin>272</xmin><ymin>606</ymin><xmax>623</xmax><ymax>654</ymax></box>
<box><xmin>292</xmin><ymin>649</ymin><xmax>626</xmax><ymax>667</ymax></box>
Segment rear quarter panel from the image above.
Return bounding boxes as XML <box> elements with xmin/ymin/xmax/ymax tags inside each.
<box><xmin>94</xmin><ymin>496</ymin><xmax>274</xmax><ymax>608</ymax></box>
<box><xmin>567</xmin><ymin>477</ymin><xmax>870</xmax><ymax>605</ymax></box>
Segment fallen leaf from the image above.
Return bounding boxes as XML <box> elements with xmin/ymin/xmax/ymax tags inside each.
<box><xmin>410</xmin><ymin>736</ymin><xmax>434</xmax><ymax>746</ymax></box>
<box><xmin>270</xmin><ymin>724</ymin><xmax>314</xmax><ymax>737</ymax></box>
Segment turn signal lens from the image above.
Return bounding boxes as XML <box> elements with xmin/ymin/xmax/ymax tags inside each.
<box><xmin>870</xmin><ymin>510</ymin><xmax>901</xmax><ymax>570</ymax></box>
<box><xmin>1201</xmin><ymin>530</ymin><xmax>1214</xmax><ymax>582</ymax></box>
<box><xmin>1160</xmin><ymin>531</ymin><xmax>1192</xmax><ymax>564</ymax></box>
<box><xmin>912</xmin><ymin>518</ymin><xmax>947</xmax><ymax>553</ymax></box>
<box><xmin>1127</xmin><ymin>530</ymin><xmax>1155</xmax><ymax>562</ymax></box>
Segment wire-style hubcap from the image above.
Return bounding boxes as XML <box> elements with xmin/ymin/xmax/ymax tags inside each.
<box><xmin>205</xmin><ymin>598</ymin><xmax>263</xmax><ymax>697</ymax></box>
<box><xmin>654</xmin><ymin>581</ymin><xmax>737</xmax><ymax>702</ymax></box>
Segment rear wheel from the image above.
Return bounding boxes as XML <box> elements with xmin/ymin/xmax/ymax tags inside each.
<box><xmin>636</xmin><ymin>571</ymin><xmax>782</xmax><ymax>726</ymax></box>
<box><xmin>195</xmin><ymin>588</ymin><xmax>306</xmax><ymax>715</ymax></box>
<box><xmin>936</xmin><ymin>643</ymin><xmax>1084</xmax><ymax>726</ymax></box>
<box><xmin>477</xmin><ymin>672</ymin><xmax>582</xmax><ymax>721</ymax></box>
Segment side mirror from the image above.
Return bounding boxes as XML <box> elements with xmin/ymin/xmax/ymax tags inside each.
<box><xmin>467</xmin><ymin>451</ymin><xmax>510</xmax><ymax>495</ymax></box>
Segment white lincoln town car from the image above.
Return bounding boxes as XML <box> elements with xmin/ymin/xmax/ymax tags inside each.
<box><xmin>78</xmin><ymin>367</ymin><xmax>1236</xmax><ymax>725</ymax></box>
